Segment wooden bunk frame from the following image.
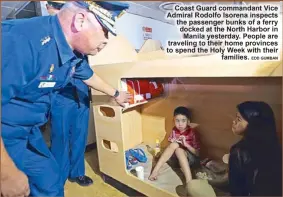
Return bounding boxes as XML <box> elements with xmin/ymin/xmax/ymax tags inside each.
<box><xmin>88</xmin><ymin>36</ymin><xmax>282</xmax><ymax>197</ymax></box>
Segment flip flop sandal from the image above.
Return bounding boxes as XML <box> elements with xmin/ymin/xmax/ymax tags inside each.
<box><xmin>129</xmin><ymin>148</ymin><xmax>147</xmax><ymax>163</ymax></box>
<box><xmin>125</xmin><ymin>151</ymin><xmax>132</xmax><ymax>170</ymax></box>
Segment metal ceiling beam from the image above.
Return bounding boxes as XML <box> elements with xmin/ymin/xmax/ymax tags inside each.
<box><xmin>7</xmin><ymin>1</ymin><xmax>31</xmax><ymax>19</ymax></box>
<box><xmin>2</xmin><ymin>1</ymin><xmax>31</xmax><ymax>19</ymax></box>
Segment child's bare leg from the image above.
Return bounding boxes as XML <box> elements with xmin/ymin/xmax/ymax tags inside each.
<box><xmin>175</xmin><ymin>148</ymin><xmax>193</xmax><ymax>183</ymax></box>
<box><xmin>148</xmin><ymin>142</ymin><xmax>179</xmax><ymax>181</ymax></box>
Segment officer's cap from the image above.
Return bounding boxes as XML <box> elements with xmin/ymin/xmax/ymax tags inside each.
<box><xmin>75</xmin><ymin>1</ymin><xmax>129</xmax><ymax>36</ymax></box>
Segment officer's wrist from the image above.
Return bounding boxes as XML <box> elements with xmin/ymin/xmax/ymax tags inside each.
<box><xmin>113</xmin><ymin>90</ymin><xmax>119</xmax><ymax>98</ymax></box>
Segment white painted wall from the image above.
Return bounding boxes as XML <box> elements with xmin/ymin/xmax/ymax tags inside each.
<box><xmin>116</xmin><ymin>13</ymin><xmax>181</xmax><ymax>50</ymax></box>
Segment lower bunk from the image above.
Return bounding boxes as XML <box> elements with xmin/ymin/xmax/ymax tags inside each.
<box><xmin>125</xmin><ymin>143</ymin><xmax>230</xmax><ymax>196</ymax></box>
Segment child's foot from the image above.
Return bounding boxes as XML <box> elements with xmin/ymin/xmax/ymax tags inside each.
<box><xmin>148</xmin><ymin>171</ymin><xmax>158</xmax><ymax>181</ymax></box>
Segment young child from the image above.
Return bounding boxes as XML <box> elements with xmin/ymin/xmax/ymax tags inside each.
<box><xmin>148</xmin><ymin>106</ymin><xmax>200</xmax><ymax>184</ymax></box>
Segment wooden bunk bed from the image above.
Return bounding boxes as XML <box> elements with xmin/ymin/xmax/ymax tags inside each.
<box><xmin>88</xmin><ymin>36</ymin><xmax>282</xmax><ymax>197</ymax></box>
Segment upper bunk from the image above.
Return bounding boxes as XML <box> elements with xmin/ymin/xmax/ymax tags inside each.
<box><xmin>89</xmin><ymin>36</ymin><xmax>282</xmax><ymax>89</ymax></box>
<box><xmin>88</xmin><ymin>36</ymin><xmax>282</xmax><ymax>110</ymax></box>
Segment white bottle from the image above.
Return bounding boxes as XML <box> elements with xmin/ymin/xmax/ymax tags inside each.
<box><xmin>155</xmin><ymin>139</ymin><xmax>161</xmax><ymax>156</ymax></box>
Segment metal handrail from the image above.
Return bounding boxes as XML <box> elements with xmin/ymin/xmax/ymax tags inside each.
<box><xmin>4</xmin><ymin>1</ymin><xmax>31</xmax><ymax>19</ymax></box>
<box><xmin>12</xmin><ymin>1</ymin><xmax>31</xmax><ymax>16</ymax></box>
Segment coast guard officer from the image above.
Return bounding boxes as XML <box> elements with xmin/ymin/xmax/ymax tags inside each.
<box><xmin>1</xmin><ymin>1</ymin><xmax>130</xmax><ymax>197</ymax></box>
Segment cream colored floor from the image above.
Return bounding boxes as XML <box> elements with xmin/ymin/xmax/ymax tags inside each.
<box><xmin>63</xmin><ymin>147</ymin><xmax>229</xmax><ymax>197</ymax></box>
<box><xmin>64</xmin><ymin>149</ymin><xmax>127</xmax><ymax>197</ymax></box>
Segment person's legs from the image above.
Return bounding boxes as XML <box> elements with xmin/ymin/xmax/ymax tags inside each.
<box><xmin>175</xmin><ymin>148</ymin><xmax>193</xmax><ymax>183</ymax></box>
<box><xmin>24</xmin><ymin>142</ymin><xmax>63</xmax><ymax>196</ymax></box>
<box><xmin>51</xmin><ymin>80</ymin><xmax>92</xmax><ymax>187</ymax></box>
<box><xmin>68</xmin><ymin>81</ymin><xmax>93</xmax><ymax>186</ymax></box>
<box><xmin>186</xmin><ymin>150</ymin><xmax>200</xmax><ymax>168</ymax></box>
<box><xmin>2</xmin><ymin>124</ymin><xmax>63</xmax><ymax>196</ymax></box>
<box><xmin>149</xmin><ymin>142</ymin><xmax>180</xmax><ymax>181</ymax></box>
<box><xmin>69</xmin><ymin>104</ymin><xmax>89</xmax><ymax>178</ymax></box>
<box><xmin>50</xmin><ymin>94</ymin><xmax>75</xmax><ymax>186</ymax></box>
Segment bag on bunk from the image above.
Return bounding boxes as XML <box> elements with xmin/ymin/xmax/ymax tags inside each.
<box><xmin>122</xmin><ymin>79</ymin><xmax>164</xmax><ymax>104</ymax></box>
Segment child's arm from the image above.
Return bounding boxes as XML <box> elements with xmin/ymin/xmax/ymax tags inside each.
<box><xmin>180</xmin><ymin>131</ymin><xmax>200</xmax><ymax>156</ymax></box>
<box><xmin>181</xmin><ymin>137</ymin><xmax>200</xmax><ymax>156</ymax></box>
<box><xmin>168</xmin><ymin>130</ymin><xmax>177</xmax><ymax>143</ymax></box>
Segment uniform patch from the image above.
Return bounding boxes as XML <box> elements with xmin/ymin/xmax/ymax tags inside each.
<box><xmin>41</xmin><ymin>36</ymin><xmax>51</xmax><ymax>45</ymax></box>
<box><xmin>40</xmin><ymin>75</ymin><xmax>55</xmax><ymax>81</ymax></box>
<box><xmin>47</xmin><ymin>75</ymin><xmax>55</xmax><ymax>80</ymax></box>
<box><xmin>40</xmin><ymin>76</ymin><xmax>48</xmax><ymax>80</ymax></box>
<box><xmin>38</xmin><ymin>82</ymin><xmax>56</xmax><ymax>88</ymax></box>
<box><xmin>49</xmin><ymin>64</ymin><xmax>55</xmax><ymax>73</ymax></box>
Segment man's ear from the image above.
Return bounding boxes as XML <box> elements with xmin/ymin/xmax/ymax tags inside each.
<box><xmin>73</xmin><ymin>12</ymin><xmax>86</xmax><ymax>32</ymax></box>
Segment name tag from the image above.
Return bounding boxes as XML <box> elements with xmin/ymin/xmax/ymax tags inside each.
<box><xmin>38</xmin><ymin>82</ymin><xmax>56</xmax><ymax>88</ymax></box>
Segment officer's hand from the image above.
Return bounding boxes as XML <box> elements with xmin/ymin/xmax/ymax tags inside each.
<box><xmin>1</xmin><ymin>167</ymin><xmax>30</xmax><ymax>197</ymax></box>
<box><xmin>114</xmin><ymin>91</ymin><xmax>132</xmax><ymax>107</ymax></box>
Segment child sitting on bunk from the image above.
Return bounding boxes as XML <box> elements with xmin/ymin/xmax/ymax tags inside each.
<box><xmin>148</xmin><ymin>106</ymin><xmax>200</xmax><ymax>184</ymax></box>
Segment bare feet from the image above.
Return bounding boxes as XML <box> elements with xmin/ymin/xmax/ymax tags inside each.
<box><xmin>148</xmin><ymin>171</ymin><xmax>158</xmax><ymax>181</ymax></box>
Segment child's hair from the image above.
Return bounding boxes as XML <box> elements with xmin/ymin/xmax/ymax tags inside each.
<box><xmin>174</xmin><ymin>106</ymin><xmax>192</xmax><ymax>120</ymax></box>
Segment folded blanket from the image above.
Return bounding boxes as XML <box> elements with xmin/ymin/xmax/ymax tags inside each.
<box><xmin>201</xmin><ymin>158</ymin><xmax>228</xmax><ymax>174</ymax></box>
<box><xmin>197</xmin><ymin>158</ymin><xmax>229</xmax><ymax>187</ymax></box>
